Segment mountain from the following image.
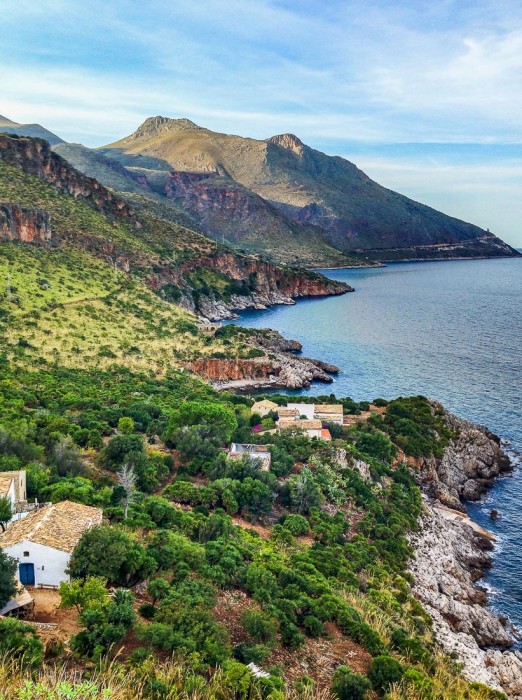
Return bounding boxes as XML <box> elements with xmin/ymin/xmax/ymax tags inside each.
<box><xmin>0</xmin><ymin>115</ymin><xmax>64</xmax><ymax>145</ymax></box>
<box><xmin>99</xmin><ymin>116</ymin><xmax>519</xmax><ymax>263</ymax></box>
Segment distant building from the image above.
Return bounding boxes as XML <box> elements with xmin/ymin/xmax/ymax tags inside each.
<box><xmin>228</xmin><ymin>443</ymin><xmax>272</xmax><ymax>471</ymax></box>
<box><xmin>197</xmin><ymin>321</ymin><xmax>222</xmax><ymax>336</ymax></box>
<box><xmin>314</xmin><ymin>405</ymin><xmax>344</xmax><ymax>425</ymax></box>
<box><xmin>287</xmin><ymin>403</ymin><xmax>315</xmax><ymax>420</ymax></box>
<box><xmin>251</xmin><ymin>399</ymin><xmax>278</xmax><ymax>417</ymax></box>
<box><xmin>0</xmin><ymin>471</ymin><xmax>28</xmax><ymax>525</ymax></box>
<box><xmin>286</xmin><ymin>403</ymin><xmax>344</xmax><ymax>425</ymax></box>
<box><xmin>0</xmin><ymin>500</ymin><xmax>103</xmax><ymax>588</ymax></box>
<box><xmin>276</xmin><ymin>407</ymin><xmax>300</xmax><ymax>421</ymax></box>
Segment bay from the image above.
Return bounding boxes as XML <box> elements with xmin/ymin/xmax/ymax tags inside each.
<box><xmin>226</xmin><ymin>257</ymin><xmax>522</xmax><ymax>634</ymax></box>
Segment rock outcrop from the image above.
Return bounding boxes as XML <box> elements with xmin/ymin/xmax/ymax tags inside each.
<box><xmin>409</xmin><ymin>410</ymin><xmax>522</xmax><ymax>698</ymax></box>
<box><xmin>0</xmin><ymin>204</ymin><xmax>51</xmax><ymax>243</ymax></box>
<box><xmin>414</xmin><ymin>405</ymin><xmax>512</xmax><ymax>511</ymax></box>
<box><xmin>190</xmin><ymin>329</ymin><xmax>340</xmax><ymax>390</ymax></box>
<box><xmin>410</xmin><ymin>507</ymin><xmax>522</xmax><ymax>698</ymax></box>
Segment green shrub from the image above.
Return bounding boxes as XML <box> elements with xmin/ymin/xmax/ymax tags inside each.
<box><xmin>368</xmin><ymin>655</ymin><xmax>404</xmax><ymax>691</ymax></box>
<box><xmin>0</xmin><ymin>618</ymin><xmax>44</xmax><ymax>668</ymax></box>
<box><xmin>281</xmin><ymin>514</ymin><xmax>310</xmax><ymax>536</ymax></box>
<box><xmin>331</xmin><ymin>665</ymin><xmax>371</xmax><ymax>700</ymax></box>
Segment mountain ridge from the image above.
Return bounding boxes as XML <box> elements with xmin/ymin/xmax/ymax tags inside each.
<box><xmin>99</xmin><ymin>116</ymin><xmax>520</xmax><ymax>264</ymax></box>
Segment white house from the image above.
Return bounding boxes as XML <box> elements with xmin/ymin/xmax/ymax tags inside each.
<box><xmin>228</xmin><ymin>443</ymin><xmax>272</xmax><ymax>471</ymax></box>
<box><xmin>0</xmin><ymin>471</ymin><xmax>28</xmax><ymax>526</ymax></box>
<box><xmin>0</xmin><ymin>471</ymin><xmax>27</xmax><ymax>511</ymax></box>
<box><xmin>0</xmin><ymin>500</ymin><xmax>103</xmax><ymax>588</ymax></box>
<box><xmin>287</xmin><ymin>403</ymin><xmax>315</xmax><ymax>420</ymax></box>
<box><xmin>286</xmin><ymin>403</ymin><xmax>343</xmax><ymax>424</ymax></box>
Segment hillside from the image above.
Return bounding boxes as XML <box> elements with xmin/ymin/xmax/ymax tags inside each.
<box><xmin>0</xmin><ymin>133</ymin><xmax>349</xmax><ymax>382</ymax></box>
<box><xmin>100</xmin><ymin>116</ymin><xmax>520</xmax><ymax>263</ymax></box>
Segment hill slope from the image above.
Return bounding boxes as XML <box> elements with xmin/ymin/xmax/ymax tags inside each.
<box><xmin>0</xmin><ymin>116</ymin><xmax>64</xmax><ymax>145</ymax></box>
<box><xmin>0</xmin><ymin>133</ymin><xmax>349</xmax><ymax>380</ymax></box>
<box><xmin>101</xmin><ymin>116</ymin><xmax>519</xmax><ymax>263</ymax></box>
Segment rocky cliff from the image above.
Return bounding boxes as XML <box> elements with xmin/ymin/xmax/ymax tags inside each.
<box><xmin>0</xmin><ymin>134</ymin><xmax>139</xmax><ymax>227</ymax></box>
<box><xmin>0</xmin><ymin>204</ymin><xmax>51</xmax><ymax>243</ymax></box>
<box><xmin>413</xmin><ymin>406</ymin><xmax>512</xmax><ymax>509</ymax></box>
<box><xmin>409</xmin><ymin>412</ymin><xmax>522</xmax><ymax>698</ymax></box>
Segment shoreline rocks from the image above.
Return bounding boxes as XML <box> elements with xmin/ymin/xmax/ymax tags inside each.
<box><xmin>409</xmin><ymin>412</ymin><xmax>522</xmax><ymax>698</ymax></box>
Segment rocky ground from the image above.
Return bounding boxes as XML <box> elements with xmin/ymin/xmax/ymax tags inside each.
<box><xmin>409</xmin><ymin>411</ymin><xmax>522</xmax><ymax>698</ymax></box>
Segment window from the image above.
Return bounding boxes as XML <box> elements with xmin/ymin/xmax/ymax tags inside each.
<box><xmin>23</xmin><ymin>551</ymin><xmax>29</xmax><ymax>557</ymax></box>
<box><xmin>41</xmin><ymin>566</ymin><xmax>45</xmax><ymax>570</ymax></box>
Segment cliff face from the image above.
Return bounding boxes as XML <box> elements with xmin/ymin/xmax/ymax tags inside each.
<box><xmin>0</xmin><ymin>204</ymin><xmax>51</xmax><ymax>243</ymax></box>
<box><xmin>0</xmin><ymin>134</ymin><xmax>138</xmax><ymax>226</ymax></box>
<box><xmin>409</xmin><ymin>411</ymin><xmax>522</xmax><ymax>698</ymax></box>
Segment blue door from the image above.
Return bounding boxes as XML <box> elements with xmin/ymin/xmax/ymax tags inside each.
<box><xmin>19</xmin><ymin>563</ymin><xmax>35</xmax><ymax>586</ymax></box>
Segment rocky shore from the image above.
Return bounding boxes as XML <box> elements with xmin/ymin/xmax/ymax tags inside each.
<box><xmin>409</xmin><ymin>410</ymin><xmax>522</xmax><ymax>698</ymax></box>
<box><xmin>191</xmin><ymin>329</ymin><xmax>340</xmax><ymax>390</ymax></box>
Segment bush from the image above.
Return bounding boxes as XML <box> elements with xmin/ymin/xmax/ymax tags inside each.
<box><xmin>368</xmin><ymin>655</ymin><xmax>404</xmax><ymax>691</ymax></box>
<box><xmin>0</xmin><ymin>618</ymin><xmax>44</xmax><ymax>667</ymax></box>
<box><xmin>281</xmin><ymin>514</ymin><xmax>310</xmax><ymax>536</ymax></box>
<box><xmin>331</xmin><ymin>665</ymin><xmax>371</xmax><ymax>700</ymax></box>
<box><xmin>233</xmin><ymin>642</ymin><xmax>271</xmax><ymax>664</ymax></box>
<box><xmin>242</xmin><ymin>610</ymin><xmax>278</xmax><ymax>647</ymax></box>
<box><xmin>302</xmin><ymin>615</ymin><xmax>324</xmax><ymax>638</ymax></box>
<box><xmin>139</xmin><ymin>603</ymin><xmax>157</xmax><ymax>620</ymax></box>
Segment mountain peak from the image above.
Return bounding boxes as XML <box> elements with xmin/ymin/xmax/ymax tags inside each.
<box><xmin>128</xmin><ymin>116</ymin><xmax>202</xmax><ymax>141</ymax></box>
<box><xmin>0</xmin><ymin>115</ymin><xmax>19</xmax><ymax>127</ymax></box>
<box><xmin>267</xmin><ymin>133</ymin><xmax>305</xmax><ymax>155</ymax></box>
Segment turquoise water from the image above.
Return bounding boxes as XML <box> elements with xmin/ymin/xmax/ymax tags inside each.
<box><xmin>227</xmin><ymin>257</ymin><xmax>522</xmax><ymax>633</ymax></box>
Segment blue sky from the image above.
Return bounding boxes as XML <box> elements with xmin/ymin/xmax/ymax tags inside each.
<box><xmin>2</xmin><ymin>0</ymin><xmax>522</xmax><ymax>246</ymax></box>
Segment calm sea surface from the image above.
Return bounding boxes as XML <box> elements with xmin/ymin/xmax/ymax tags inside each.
<box><xmin>226</xmin><ymin>257</ymin><xmax>522</xmax><ymax>632</ymax></box>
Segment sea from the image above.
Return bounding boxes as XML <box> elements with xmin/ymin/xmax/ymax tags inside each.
<box><xmin>225</xmin><ymin>256</ymin><xmax>522</xmax><ymax>635</ymax></box>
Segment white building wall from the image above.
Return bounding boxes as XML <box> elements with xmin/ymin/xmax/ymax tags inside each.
<box><xmin>5</xmin><ymin>480</ymin><xmax>16</xmax><ymax>510</ymax></box>
<box><xmin>3</xmin><ymin>539</ymin><xmax>71</xmax><ymax>587</ymax></box>
<box><xmin>287</xmin><ymin>403</ymin><xmax>315</xmax><ymax>420</ymax></box>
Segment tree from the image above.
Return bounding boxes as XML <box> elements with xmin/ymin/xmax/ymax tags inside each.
<box><xmin>163</xmin><ymin>401</ymin><xmax>238</xmax><ymax>445</ymax></box>
<box><xmin>116</xmin><ymin>463</ymin><xmax>137</xmax><ymax>518</ymax></box>
<box><xmin>332</xmin><ymin>665</ymin><xmax>371</xmax><ymax>700</ymax></box>
<box><xmin>59</xmin><ymin>576</ymin><xmax>109</xmax><ymax>613</ymax></box>
<box><xmin>0</xmin><ymin>496</ymin><xmax>12</xmax><ymax>531</ymax></box>
<box><xmin>51</xmin><ymin>436</ymin><xmax>87</xmax><ymax>477</ymax></box>
<box><xmin>288</xmin><ymin>468</ymin><xmax>323</xmax><ymax>514</ymax></box>
<box><xmin>69</xmin><ymin>526</ymin><xmax>156</xmax><ymax>586</ymax></box>
<box><xmin>0</xmin><ymin>549</ymin><xmax>17</xmax><ymax>609</ymax></box>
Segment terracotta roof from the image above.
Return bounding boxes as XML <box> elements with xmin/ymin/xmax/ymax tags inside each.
<box><xmin>314</xmin><ymin>404</ymin><xmax>343</xmax><ymax>414</ymax></box>
<box><xmin>0</xmin><ymin>500</ymin><xmax>103</xmax><ymax>553</ymax></box>
<box><xmin>279</xmin><ymin>419</ymin><xmax>322</xmax><ymax>430</ymax></box>
<box><xmin>321</xmin><ymin>429</ymin><xmax>332</xmax><ymax>440</ymax></box>
<box><xmin>252</xmin><ymin>400</ymin><xmax>278</xmax><ymax>410</ymax></box>
<box><xmin>277</xmin><ymin>407</ymin><xmax>299</xmax><ymax>417</ymax></box>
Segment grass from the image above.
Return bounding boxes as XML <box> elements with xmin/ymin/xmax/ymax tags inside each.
<box><xmin>0</xmin><ymin>244</ymin><xmax>246</xmax><ymax>376</ymax></box>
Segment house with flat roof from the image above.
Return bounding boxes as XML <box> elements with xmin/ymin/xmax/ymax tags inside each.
<box><xmin>314</xmin><ymin>405</ymin><xmax>344</xmax><ymax>425</ymax></box>
<box><xmin>287</xmin><ymin>403</ymin><xmax>315</xmax><ymax>420</ymax></box>
<box><xmin>228</xmin><ymin>443</ymin><xmax>272</xmax><ymax>471</ymax></box>
<box><xmin>0</xmin><ymin>500</ymin><xmax>103</xmax><ymax>588</ymax></box>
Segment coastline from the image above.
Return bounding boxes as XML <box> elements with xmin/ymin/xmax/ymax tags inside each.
<box><xmin>408</xmin><ymin>410</ymin><xmax>522</xmax><ymax>698</ymax></box>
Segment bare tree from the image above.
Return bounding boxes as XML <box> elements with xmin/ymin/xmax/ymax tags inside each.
<box><xmin>116</xmin><ymin>464</ymin><xmax>138</xmax><ymax>518</ymax></box>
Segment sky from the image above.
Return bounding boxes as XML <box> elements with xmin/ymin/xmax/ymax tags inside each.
<box><xmin>2</xmin><ymin>0</ymin><xmax>522</xmax><ymax>246</ymax></box>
